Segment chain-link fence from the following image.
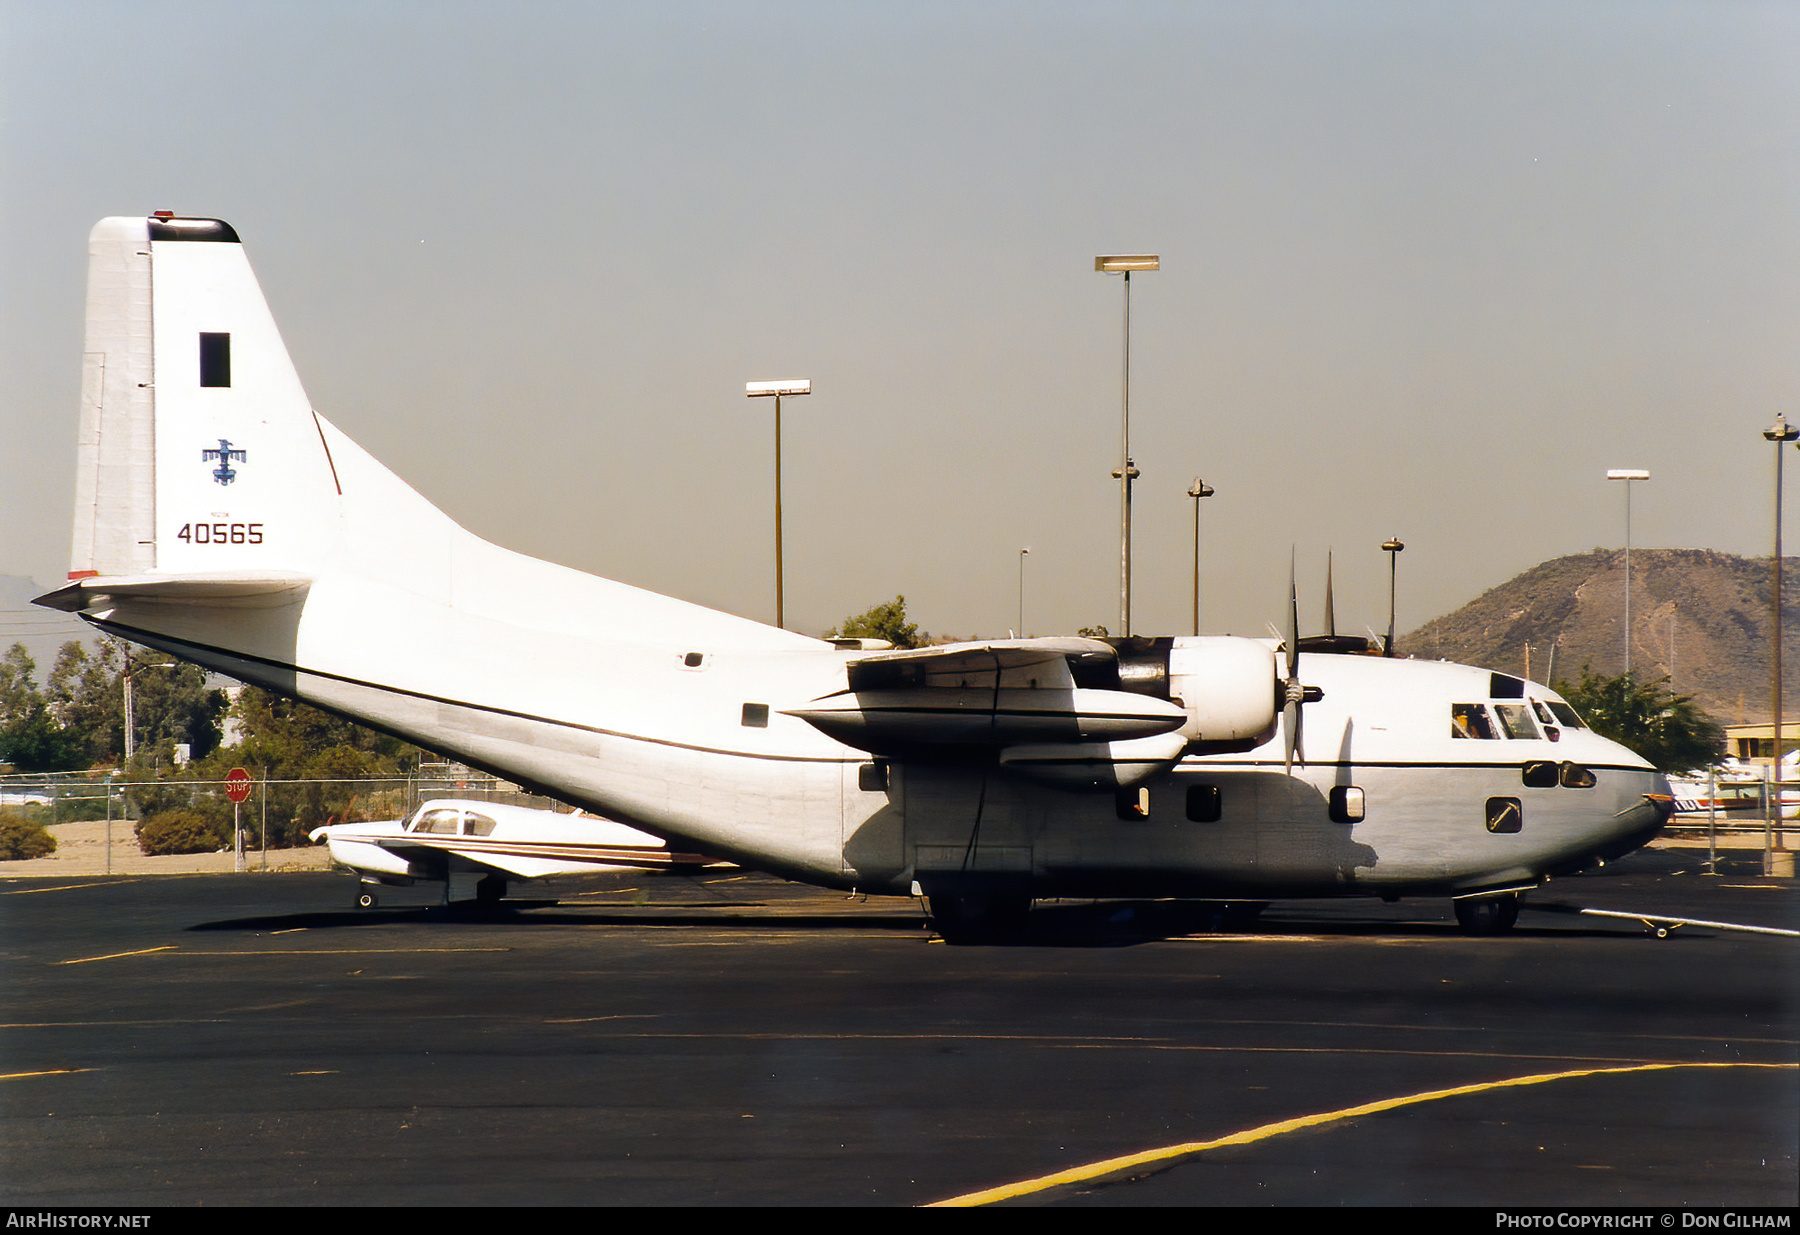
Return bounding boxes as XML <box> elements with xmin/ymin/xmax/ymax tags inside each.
<box><xmin>0</xmin><ymin>762</ymin><xmax>567</xmax><ymax>851</ymax></box>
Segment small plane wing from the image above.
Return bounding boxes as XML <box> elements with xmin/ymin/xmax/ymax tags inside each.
<box><xmin>369</xmin><ymin>832</ymin><xmax>706</xmax><ymax>879</ymax></box>
<box><xmin>35</xmin><ymin>571</ymin><xmax>312</xmax><ymax>612</ymax></box>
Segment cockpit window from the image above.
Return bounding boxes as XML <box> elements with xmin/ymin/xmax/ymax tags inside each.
<box><xmin>1494</xmin><ymin>703</ymin><xmax>1541</xmax><ymax>740</ymax></box>
<box><xmin>1452</xmin><ymin>703</ymin><xmax>1498</xmax><ymax>739</ymax></box>
<box><xmin>413</xmin><ymin>808</ymin><xmax>460</xmax><ymax>834</ymax></box>
<box><xmin>463</xmin><ymin>813</ymin><xmax>497</xmax><ymax>837</ymax></box>
<box><xmin>1545</xmin><ymin>701</ymin><xmax>1586</xmax><ymax>730</ymax></box>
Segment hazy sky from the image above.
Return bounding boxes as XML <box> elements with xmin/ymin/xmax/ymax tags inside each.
<box><xmin>4</xmin><ymin>1</ymin><xmax>1797</xmax><ymax>646</ymax></box>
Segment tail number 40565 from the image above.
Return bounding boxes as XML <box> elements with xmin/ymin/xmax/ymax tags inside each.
<box><xmin>176</xmin><ymin>522</ymin><xmax>263</xmax><ymax>545</ymax></box>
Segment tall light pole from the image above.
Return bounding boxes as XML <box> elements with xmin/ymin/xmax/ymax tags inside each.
<box><xmin>1186</xmin><ymin>478</ymin><xmax>1214</xmax><ymax>636</ymax></box>
<box><xmin>1096</xmin><ymin>254</ymin><xmax>1158</xmax><ymax>636</ymax></box>
<box><xmin>1381</xmin><ymin>538</ymin><xmax>1405</xmax><ymax>657</ymax></box>
<box><xmin>746</xmin><ymin>379</ymin><xmax>811</xmax><ymax>629</ymax></box>
<box><xmin>1606</xmin><ymin>469</ymin><xmax>1650</xmax><ymax>674</ymax></box>
<box><xmin>1764</xmin><ymin>415</ymin><xmax>1798</xmax><ymax>777</ymax></box>
<box><xmin>1016</xmin><ymin>547</ymin><xmax>1030</xmax><ymax>637</ymax></box>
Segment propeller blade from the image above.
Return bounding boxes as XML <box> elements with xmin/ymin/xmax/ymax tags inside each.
<box><xmin>1324</xmin><ymin>549</ymin><xmax>1336</xmax><ymax>637</ymax></box>
<box><xmin>1283</xmin><ymin>551</ymin><xmax>1304</xmax><ymax>773</ymax></box>
<box><xmin>1285</xmin><ymin>552</ymin><xmax>1299</xmax><ymax>683</ymax></box>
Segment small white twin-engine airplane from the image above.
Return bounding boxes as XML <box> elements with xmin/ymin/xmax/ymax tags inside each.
<box><xmin>38</xmin><ymin>215</ymin><xmax>1673</xmax><ymax>938</ymax></box>
<box><xmin>310</xmin><ymin>798</ymin><xmax>718</xmax><ymax>908</ymax></box>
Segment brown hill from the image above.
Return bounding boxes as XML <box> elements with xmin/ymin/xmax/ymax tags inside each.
<box><xmin>1400</xmin><ymin>549</ymin><xmax>1800</xmax><ymax>725</ymax></box>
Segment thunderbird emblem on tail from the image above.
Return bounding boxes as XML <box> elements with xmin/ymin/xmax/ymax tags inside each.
<box><xmin>201</xmin><ymin>439</ymin><xmax>246</xmax><ymax>485</ymax></box>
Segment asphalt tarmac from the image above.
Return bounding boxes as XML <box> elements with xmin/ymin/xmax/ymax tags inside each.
<box><xmin>1</xmin><ymin>847</ymin><xmax>1794</xmax><ymax>1207</ymax></box>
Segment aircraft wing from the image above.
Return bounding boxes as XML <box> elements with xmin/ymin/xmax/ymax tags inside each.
<box><xmin>313</xmin><ymin>822</ymin><xmax>711</xmax><ymax>882</ymax></box>
<box><xmin>843</xmin><ymin>637</ymin><xmax>1114</xmax><ymax>691</ymax></box>
<box><xmin>382</xmin><ymin>832</ymin><xmax>709</xmax><ymax>879</ymax></box>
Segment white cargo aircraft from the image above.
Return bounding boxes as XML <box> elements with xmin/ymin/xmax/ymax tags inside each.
<box><xmin>39</xmin><ymin>215</ymin><xmax>1672</xmax><ymax>938</ymax></box>
<box><xmin>310</xmin><ymin>798</ymin><xmax>715</xmax><ymax>908</ymax></box>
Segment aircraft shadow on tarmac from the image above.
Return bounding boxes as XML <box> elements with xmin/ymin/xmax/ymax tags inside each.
<box><xmin>178</xmin><ymin>896</ymin><xmax>1674</xmax><ymax>945</ymax></box>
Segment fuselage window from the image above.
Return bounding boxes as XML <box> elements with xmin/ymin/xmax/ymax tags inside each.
<box><xmin>1546</xmin><ymin>701</ymin><xmax>1587</xmax><ymax>730</ymax></box>
<box><xmin>1185</xmin><ymin>784</ymin><xmax>1222</xmax><ymax>822</ymax></box>
<box><xmin>741</xmin><ymin>702</ymin><xmax>770</xmax><ymax>728</ymax></box>
<box><xmin>1328</xmin><ymin>785</ymin><xmax>1364</xmax><ymax>823</ymax></box>
<box><xmin>1559</xmin><ymin>762</ymin><xmax>1597</xmax><ymax>789</ymax></box>
<box><xmin>858</xmin><ymin>762</ymin><xmax>888</xmax><ymax>792</ymax></box>
<box><xmin>463</xmin><ymin>813</ymin><xmax>497</xmax><ymax>836</ymax></box>
<box><xmin>1530</xmin><ymin>700</ymin><xmax>1562</xmax><ymax>742</ymax></box>
<box><xmin>1486</xmin><ymin>797</ymin><xmax>1522</xmax><ymax>833</ymax></box>
<box><xmin>1452</xmin><ymin>704</ymin><xmax>1498</xmax><ymax>739</ymax></box>
<box><xmin>1521</xmin><ymin>760</ymin><xmax>1559</xmax><ymax>788</ymax></box>
<box><xmin>1494</xmin><ymin>703</ymin><xmax>1541</xmax><ymax>741</ymax></box>
<box><xmin>414</xmin><ymin>808</ymin><xmax>460</xmax><ymax>834</ymax></box>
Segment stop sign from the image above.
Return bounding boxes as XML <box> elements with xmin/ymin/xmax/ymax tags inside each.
<box><xmin>224</xmin><ymin>767</ymin><xmax>253</xmax><ymax>803</ymax></box>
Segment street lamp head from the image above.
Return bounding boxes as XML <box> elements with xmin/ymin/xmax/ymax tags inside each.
<box><xmin>1382</xmin><ymin>538</ymin><xmax>1404</xmax><ymax>553</ymax></box>
<box><xmin>1765</xmin><ymin>413</ymin><xmax>1799</xmax><ymax>443</ymax></box>
<box><xmin>746</xmin><ymin>380</ymin><xmax>811</xmax><ymax>398</ymax></box>
<box><xmin>1187</xmin><ymin>478</ymin><xmax>1214</xmax><ymax>499</ymax></box>
<box><xmin>1094</xmin><ymin>255</ymin><xmax>1159</xmax><ymax>272</ymax></box>
<box><xmin>1606</xmin><ymin>469</ymin><xmax>1650</xmax><ymax>482</ymax></box>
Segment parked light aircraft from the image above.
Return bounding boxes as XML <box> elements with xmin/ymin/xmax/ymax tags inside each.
<box><xmin>311</xmin><ymin>798</ymin><xmax>716</xmax><ymax>907</ymax></box>
<box><xmin>39</xmin><ymin>215</ymin><xmax>1673</xmax><ymax>937</ymax></box>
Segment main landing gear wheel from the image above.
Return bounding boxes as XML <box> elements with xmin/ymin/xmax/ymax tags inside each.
<box><xmin>927</xmin><ymin>893</ymin><xmax>1032</xmax><ymax>943</ymax></box>
<box><xmin>1453</xmin><ymin>894</ymin><xmax>1520</xmax><ymax>935</ymax></box>
<box><xmin>475</xmin><ymin>874</ymin><xmax>508</xmax><ymax>906</ymax></box>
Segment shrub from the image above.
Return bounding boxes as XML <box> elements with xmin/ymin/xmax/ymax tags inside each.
<box><xmin>136</xmin><ymin>809</ymin><xmax>229</xmax><ymax>856</ymax></box>
<box><xmin>0</xmin><ymin>811</ymin><xmax>55</xmax><ymax>860</ymax></box>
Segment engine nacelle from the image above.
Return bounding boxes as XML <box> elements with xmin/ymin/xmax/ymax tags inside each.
<box><xmin>1167</xmin><ymin>636</ymin><xmax>1279</xmax><ymax>744</ymax></box>
<box><xmin>998</xmin><ymin>732</ymin><xmax>1189</xmax><ymax>792</ymax></box>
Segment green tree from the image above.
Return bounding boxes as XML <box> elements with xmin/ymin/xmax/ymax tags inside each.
<box><xmin>195</xmin><ymin>686</ymin><xmax>418</xmax><ymax>847</ymax></box>
<box><xmin>1555</xmin><ymin>668</ymin><xmax>1726</xmax><ymax>774</ymax></box>
<box><xmin>0</xmin><ymin>644</ymin><xmax>87</xmax><ymax>773</ymax></box>
<box><xmin>823</xmin><ymin>596</ymin><xmax>923</xmax><ymax>649</ymax></box>
<box><xmin>46</xmin><ymin>638</ymin><xmax>124</xmax><ymax>764</ymax></box>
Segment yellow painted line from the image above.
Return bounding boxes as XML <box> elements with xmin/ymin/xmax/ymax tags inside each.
<box><xmin>172</xmin><ymin>948</ymin><xmax>513</xmax><ymax>955</ymax></box>
<box><xmin>58</xmin><ymin>946</ymin><xmax>510</xmax><ymax>964</ymax></box>
<box><xmin>4</xmin><ymin>881</ymin><xmax>141</xmax><ymax>895</ymax></box>
<box><xmin>58</xmin><ymin>946</ymin><xmax>177</xmax><ymax>965</ymax></box>
<box><xmin>1</xmin><ymin>1069</ymin><xmax>97</xmax><ymax>1081</ymax></box>
<box><xmin>927</xmin><ymin>1060</ymin><xmax>1800</xmax><ymax>1207</ymax></box>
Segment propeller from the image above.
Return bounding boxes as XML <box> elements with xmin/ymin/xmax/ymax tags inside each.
<box><xmin>1281</xmin><ymin>552</ymin><xmax>1325</xmax><ymax>775</ymax></box>
<box><xmin>1283</xmin><ymin>555</ymin><xmax>1305</xmax><ymax>773</ymax></box>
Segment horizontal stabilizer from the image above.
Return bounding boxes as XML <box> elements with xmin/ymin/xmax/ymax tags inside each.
<box><xmin>35</xmin><ymin>571</ymin><xmax>311</xmax><ymax>613</ymax></box>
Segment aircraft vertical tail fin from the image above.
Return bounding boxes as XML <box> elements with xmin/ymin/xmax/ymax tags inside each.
<box><xmin>68</xmin><ymin>214</ymin><xmax>427</xmax><ymax>586</ymax></box>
